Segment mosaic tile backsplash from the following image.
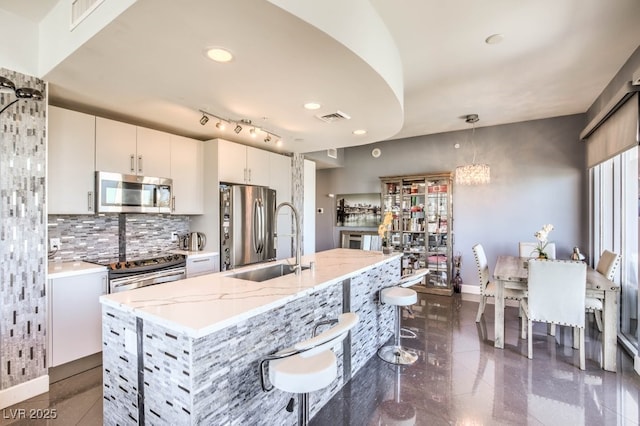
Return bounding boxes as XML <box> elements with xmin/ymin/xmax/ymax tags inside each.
<box><xmin>47</xmin><ymin>214</ymin><xmax>191</xmax><ymax>263</ymax></box>
<box><xmin>0</xmin><ymin>69</ymin><xmax>47</xmax><ymax>390</ymax></box>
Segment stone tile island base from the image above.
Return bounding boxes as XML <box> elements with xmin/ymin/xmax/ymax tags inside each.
<box><xmin>102</xmin><ymin>253</ymin><xmax>399</xmax><ymax>425</ymax></box>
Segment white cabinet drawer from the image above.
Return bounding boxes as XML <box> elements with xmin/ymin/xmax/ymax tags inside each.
<box><xmin>187</xmin><ymin>254</ymin><xmax>219</xmax><ymax>278</ymax></box>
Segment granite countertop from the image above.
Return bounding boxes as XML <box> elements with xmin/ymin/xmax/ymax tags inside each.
<box><xmin>100</xmin><ymin>248</ymin><xmax>400</xmax><ymax>338</ymax></box>
<box><xmin>48</xmin><ymin>261</ymin><xmax>107</xmax><ymax>279</ymax></box>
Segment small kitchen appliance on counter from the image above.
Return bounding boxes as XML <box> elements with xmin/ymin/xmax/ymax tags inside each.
<box><xmin>180</xmin><ymin>232</ymin><xmax>207</xmax><ymax>251</ymax></box>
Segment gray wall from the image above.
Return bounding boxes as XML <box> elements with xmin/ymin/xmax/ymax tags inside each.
<box><xmin>316</xmin><ymin>114</ymin><xmax>587</xmax><ymax>290</ymax></box>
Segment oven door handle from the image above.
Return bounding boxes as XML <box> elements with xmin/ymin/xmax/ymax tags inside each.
<box><xmin>110</xmin><ymin>268</ymin><xmax>186</xmax><ymax>292</ymax></box>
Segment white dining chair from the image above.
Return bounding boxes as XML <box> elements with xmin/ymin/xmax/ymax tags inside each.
<box><xmin>522</xmin><ymin>259</ymin><xmax>587</xmax><ymax>370</ymax></box>
<box><xmin>473</xmin><ymin>244</ymin><xmax>526</xmax><ymax>329</ymax></box>
<box><xmin>519</xmin><ymin>242</ymin><xmax>557</xmax><ymax>335</ymax></box>
<box><xmin>518</xmin><ymin>242</ymin><xmax>556</xmax><ymax>259</ymax></box>
<box><xmin>586</xmin><ymin>250</ymin><xmax>621</xmax><ymax>331</ymax></box>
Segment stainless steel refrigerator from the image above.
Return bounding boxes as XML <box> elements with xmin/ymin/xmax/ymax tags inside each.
<box><xmin>220</xmin><ymin>183</ymin><xmax>276</xmax><ymax>270</ymax></box>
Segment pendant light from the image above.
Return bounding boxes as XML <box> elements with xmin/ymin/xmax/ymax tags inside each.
<box><xmin>455</xmin><ymin>114</ymin><xmax>490</xmax><ymax>185</ymax></box>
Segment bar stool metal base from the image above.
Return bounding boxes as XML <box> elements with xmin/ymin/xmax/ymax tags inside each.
<box><xmin>378</xmin><ymin>290</ymin><xmax>418</xmax><ymax>366</ymax></box>
<box><xmin>377</xmin><ymin>345</ymin><xmax>418</xmax><ymax>365</ymax></box>
<box><xmin>298</xmin><ymin>393</ymin><xmax>309</xmax><ymax>426</ymax></box>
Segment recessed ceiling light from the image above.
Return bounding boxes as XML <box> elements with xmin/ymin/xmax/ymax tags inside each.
<box><xmin>206</xmin><ymin>47</ymin><xmax>233</xmax><ymax>63</ymax></box>
<box><xmin>304</xmin><ymin>102</ymin><xmax>321</xmax><ymax>110</ymax></box>
<box><xmin>485</xmin><ymin>34</ymin><xmax>504</xmax><ymax>45</ymax></box>
<box><xmin>353</xmin><ymin>129</ymin><xmax>367</xmax><ymax>136</ymax></box>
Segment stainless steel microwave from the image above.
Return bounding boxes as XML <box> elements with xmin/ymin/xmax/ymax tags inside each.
<box><xmin>95</xmin><ymin>171</ymin><xmax>172</xmax><ymax>213</ymax></box>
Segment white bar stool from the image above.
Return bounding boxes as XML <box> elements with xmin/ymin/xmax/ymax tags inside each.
<box><xmin>377</xmin><ymin>269</ymin><xmax>428</xmax><ymax>365</ymax></box>
<box><xmin>259</xmin><ymin>312</ymin><xmax>359</xmax><ymax>426</ymax></box>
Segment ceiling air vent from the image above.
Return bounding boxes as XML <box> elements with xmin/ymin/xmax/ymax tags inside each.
<box><xmin>71</xmin><ymin>0</ymin><xmax>105</xmax><ymax>30</ymax></box>
<box><xmin>316</xmin><ymin>110</ymin><xmax>351</xmax><ymax>123</ymax></box>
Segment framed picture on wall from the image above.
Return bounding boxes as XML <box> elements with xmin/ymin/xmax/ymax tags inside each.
<box><xmin>335</xmin><ymin>193</ymin><xmax>382</xmax><ymax>227</ymax></box>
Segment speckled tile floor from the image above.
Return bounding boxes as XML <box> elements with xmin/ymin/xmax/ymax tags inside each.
<box><xmin>2</xmin><ymin>293</ymin><xmax>640</xmax><ymax>425</ymax></box>
<box><xmin>312</xmin><ymin>293</ymin><xmax>640</xmax><ymax>426</ymax></box>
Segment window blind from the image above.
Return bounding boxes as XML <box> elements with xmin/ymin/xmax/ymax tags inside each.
<box><xmin>586</xmin><ymin>92</ymin><xmax>639</xmax><ymax>168</ymax></box>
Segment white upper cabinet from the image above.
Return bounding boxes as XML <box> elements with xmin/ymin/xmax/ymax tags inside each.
<box><xmin>269</xmin><ymin>153</ymin><xmax>291</xmax><ymax>206</ymax></box>
<box><xmin>218</xmin><ymin>139</ymin><xmax>270</xmax><ymax>186</ymax></box>
<box><xmin>245</xmin><ymin>146</ymin><xmax>270</xmax><ymax>186</ymax></box>
<box><xmin>170</xmin><ymin>135</ymin><xmax>203</xmax><ymax>215</ymax></box>
<box><xmin>95</xmin><ymin>117</ymin><xmax>171</xmax><ymax>177</ymax></box>
<box><xmin>136</xmin><ymin>127</ymin><xmax>171</xmax><ymax>177</ymax></box>
<box><xmin>48</xmin><ymin>106</ymin><xmax>96</xmax><ymax>214</ymax></box>
<box><xmin>95</xmin><ymin>117</ymin><xmax>136</xmax><ymax>174</ymax></box>
<box><xmin>218</xmin><ymin>139</ymin><xmax>247</xmax><ymax>184</ymax></box>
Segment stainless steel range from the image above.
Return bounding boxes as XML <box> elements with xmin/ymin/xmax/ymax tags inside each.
<box><xmin>100</xmin><ymin>254</ymin><xmax>187</xmax><ymax>293</ymax></box>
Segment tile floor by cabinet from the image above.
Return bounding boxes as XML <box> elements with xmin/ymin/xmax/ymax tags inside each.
<box><xmin>2</xmin><ymin>293</ymin><xmax>640</xmax><ymax>425</ymax></box>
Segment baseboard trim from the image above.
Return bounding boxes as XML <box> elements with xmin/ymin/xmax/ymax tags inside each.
<box><xmin>461</xmin><ymin>284</ymin><xmax>480</xmax><ymax>295</ymax></box>
<box><xmin>0</xmin><ymin>375</ymin><xmax>49</xmax><ymax>410</ymax></box>
<box><xmin>460</xmin><ymin>285</ymin><xmax>519</xmax><ymax>307</ymax></box>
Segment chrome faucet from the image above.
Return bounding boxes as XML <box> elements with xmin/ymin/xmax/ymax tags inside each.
<box><xmin>274</xmin><ymin>202</ymin><xmax>302</xmax><ymax>274</ymax></box>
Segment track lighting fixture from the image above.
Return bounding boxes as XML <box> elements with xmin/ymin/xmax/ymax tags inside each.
<box><xmin>15</xmin><ymin>87</ymin><xmax>44</xmax><ymax>100</ymax></box>
<box><xmin>0</xmin><ymin>76</ymin><xmax>44</xmax><ymax>115</ymax></box>
<box><xmin>198</xmin><ymin>109</ymin><xmax>282</xmax><ymax>145</ymax></box>
<box><xmin>0</xmin><ymin>76</ymin><xmax>16</xmax><ymax>92</ymax></box>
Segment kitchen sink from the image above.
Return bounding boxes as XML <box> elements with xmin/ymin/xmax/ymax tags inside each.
<box><xmin>226</xmin><ymin>263</ymin><xmax>310</xmax><ymax>282</ymax></box>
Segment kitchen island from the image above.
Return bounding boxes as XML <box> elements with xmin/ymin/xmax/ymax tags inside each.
<box><xmin>100</xmin><ymin>248</ymin><xmax>401</xmax><ymax>425</ymax></box>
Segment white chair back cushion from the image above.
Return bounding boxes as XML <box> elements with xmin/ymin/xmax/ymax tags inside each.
<box><xmin>528</xmin><ymin>259</ymin><xmax>586</xmax><ymax>327</ymax></box>
<box><xmin>472</xmin><ymin>244</ymin><xmax>490</xmax><ymax>293</ymax></box>
<box><xmin>519</xmin><ymin>242</ymin><xmax>556</xmax><ymax>259</ymax></box>
<box><xmin>596</xmin><ymin>250</ymin><xmax>621</xmax><ymax>280</ymax></box>
<box><xmin>294</xmin><ymin>312</ymin><xmax>359</xmax><ymax>357</ymax></box>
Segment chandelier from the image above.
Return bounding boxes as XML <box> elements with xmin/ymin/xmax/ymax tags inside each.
<box><xmin>455</xmin><ymin>114</ymin><xmax>490</xmax><ymax>185</ymax></box>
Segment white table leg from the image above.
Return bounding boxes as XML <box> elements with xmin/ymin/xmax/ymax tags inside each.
<box><xmin>494</xmin><ymin>279</ymin><xmax>505</xmax><ymax>348</ymax></box>
<box><xmin>602</xmin><ymin>291</ymin><xmax>617</xmax><ymax>372</ymax></box>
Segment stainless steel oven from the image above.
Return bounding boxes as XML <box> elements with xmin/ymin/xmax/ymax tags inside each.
<box><xmin>102</xmin><ymin>254</ymin><xmax>187</xmax><ymax>293</ymax></box>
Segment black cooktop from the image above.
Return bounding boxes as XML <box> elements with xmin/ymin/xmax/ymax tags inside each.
<box><xmin>87</xmin><ymin>253</ymin><xmax>186</xmax><ymax>274</ymax></box>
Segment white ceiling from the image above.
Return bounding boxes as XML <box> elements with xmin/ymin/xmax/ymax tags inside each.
<box><xmin>2</xmin><ymin>0</ymin><xmax>640</xmax><ymax>157</ymax></box>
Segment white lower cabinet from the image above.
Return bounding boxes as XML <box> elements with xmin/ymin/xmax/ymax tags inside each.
<box><xmin>186</xmin><ymin>253</ymin><xmax>219</xmax><ymax>278</ymax></box>
<box><xmin>48</xmin><ymin>271</ymin><xmax>108</xmax><ymax>367</ymax></box>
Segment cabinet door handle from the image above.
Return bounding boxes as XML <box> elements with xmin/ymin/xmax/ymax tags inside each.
<box><xmin>138</xmin><ymin>155</ymin><xmax>143</xmax><ymax>173</ymax></box>
<box><xmin>248</xmin><ymin>168</ymin><xmax>252</xmax><ymax>182</ymax></box>
<box><xmin>102</xmin><ymin>274</ymin><xmax>108</xmax><ymax>294</ymax></box>
<box><xmin>88</xmin><ymin>191</ymin><xmax>94</xmax><ymax>212</ymax></box>
<box><xmin>244</xmin><ymin>168</ymin><xmax>247</xmax><ymax>182</ymax></box>
<box><xmin>172</xmin><ymin>196</ymin><xmax>176</xmax><ymax>212</ymax></box>
<box><xmin>191</xmin><ymin>258</ymin><xmax>211</xmax><ymax>263</ymax></box>
<box><xmin>130</xmin><ymin>155</ymin><xmax>135</xmax><ymax>173</ymax></box>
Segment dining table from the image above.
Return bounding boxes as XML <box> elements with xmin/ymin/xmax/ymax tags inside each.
<box><xmin>492</xmin><ymin>255</ymin><xmax>620</xmax><ymax>372</ymax></box>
